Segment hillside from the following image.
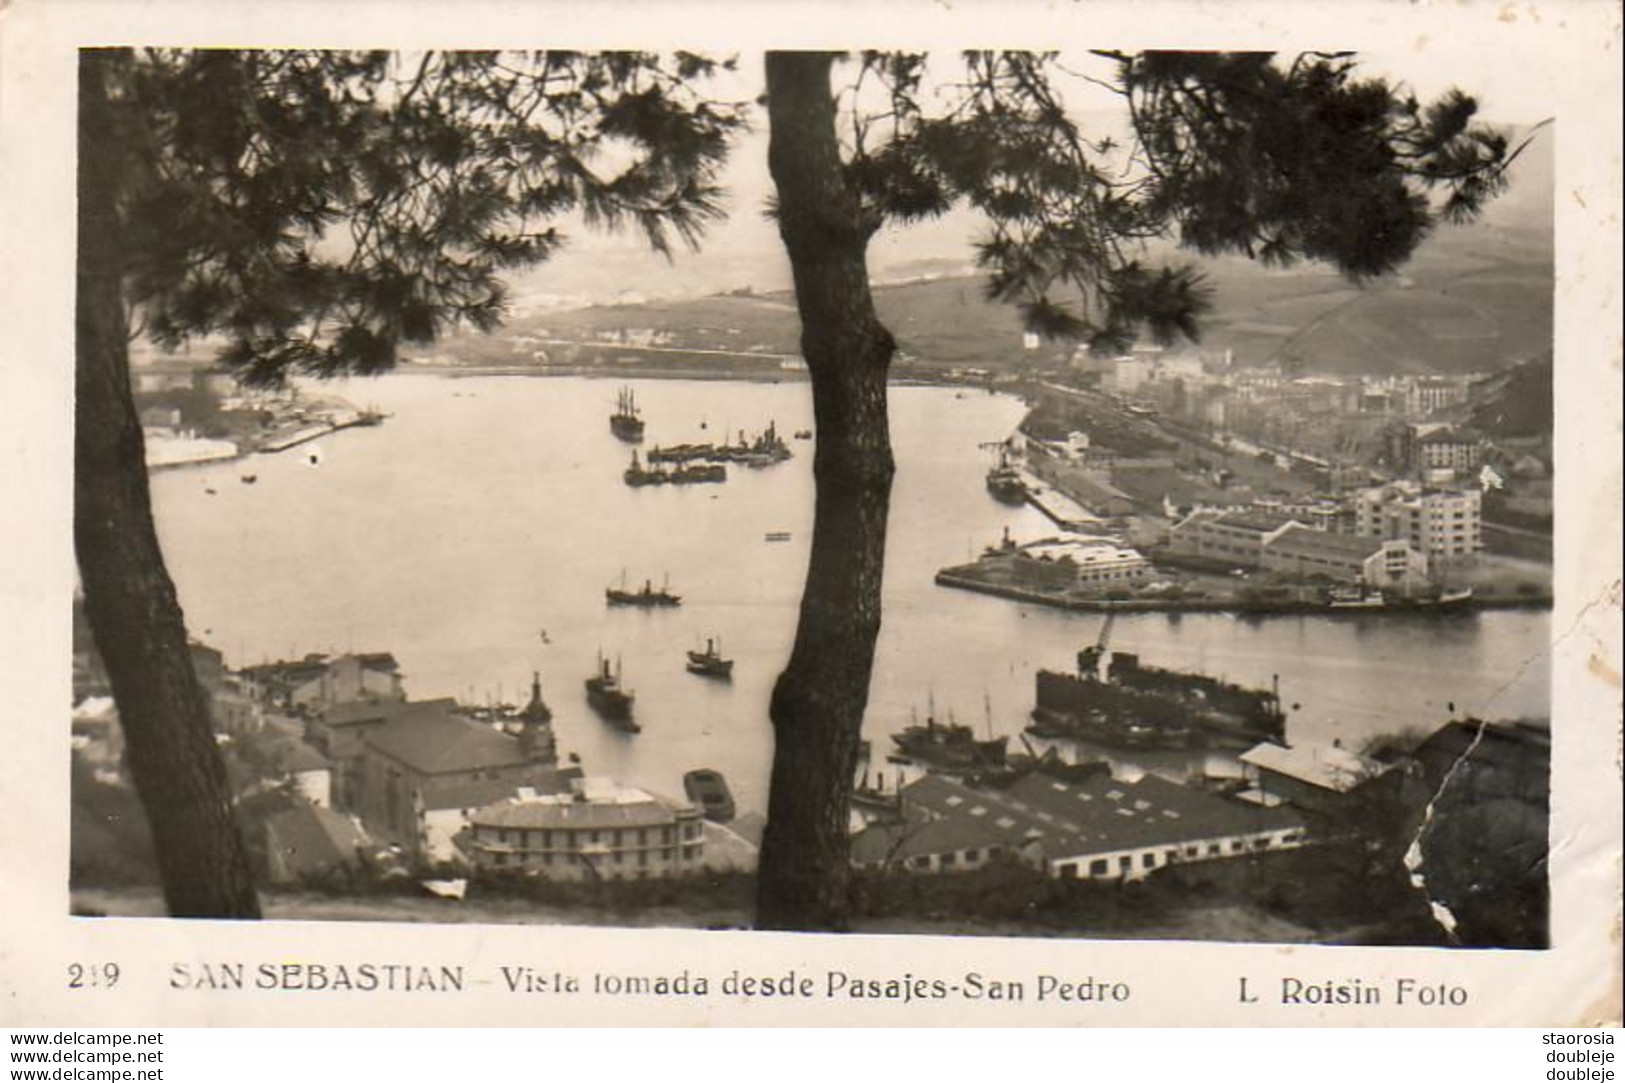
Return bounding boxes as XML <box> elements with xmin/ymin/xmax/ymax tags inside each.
<box><xmin>481</xmin><ymin>233</ymin><xmax>1550</xmax><ymax>379</ymax></box>
<box><xmin>466</xmin><ymin>127</ymin><xmax>1552</xmax><ymax>380</ymax></box>
<box><xmin>1209</xmin><ymin>223</ymin><xmax>1552</xmax><ymax>377</ymax></box>
<box><xmin>1470</xmin><ymin>352</ymin><xmax>1555</xmax><ymax>438</ymax></box>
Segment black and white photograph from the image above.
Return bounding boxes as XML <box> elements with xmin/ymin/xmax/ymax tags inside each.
<box><xmin>3</xmin><ymin>0</ymin><xmax>1619</xmax><ymax>1031</ymax></box>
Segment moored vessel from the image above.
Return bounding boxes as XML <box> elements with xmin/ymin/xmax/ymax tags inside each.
<box><xmin>888</xmin><ymin>704</ymin><xmax>1008</xmax><ymax>773</ymax></box>
<box><xmin>585</xmin><ymin>655</ymin><xmax>638</xmax><ymax>731</ymax></box>
<box><xmin>1028</xmin><ymin>614</ymin><xmax>1282</xmax><ymax>750</ymax></box>
<box><xmin>610</xmin><ymin>386</ymin><xmax>645</xmax><ymax>442</ymax></box>
<box><xmin>624</xmin><ymin>449</ymin><xmax>726</xmax><ymax>486</ymax></box>
<box><xmin>983</xmin><ymin>443</ymin><xmax>1026</xmax><ymax>505</ymax></box>
<box><xmin>685</xmin><ymin>637</ymin><xmax>734</xmax><ymax>679</ymax></box>
<box><xmin>606</xmin><ymin>575</ymin><xmax>682</xmax><ymax>608</ymax></box>
<box><xmin>682</xmin><ymin>768</ymin><xmax>736</xmax><ymax>822</ymax></box>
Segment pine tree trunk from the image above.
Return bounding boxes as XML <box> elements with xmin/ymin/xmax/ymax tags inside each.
<box><xmin>75</xmin><ymin>50</ymin><xmax>261</xmax><ymax>919</ymax></box>
<box><xmin>757</xmin><ymin>52</ymin><xmax>896</xmax><ymax>931</ymax></box>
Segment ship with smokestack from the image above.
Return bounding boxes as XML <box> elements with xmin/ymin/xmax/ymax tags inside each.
<box><xmin>1028</xmin><ymin>614</ymin><xmax>1286</xmax><ymax>751</ymax></box>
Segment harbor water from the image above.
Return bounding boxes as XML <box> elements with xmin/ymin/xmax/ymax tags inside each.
<box><xmin>150</xmin><ymin>374</ymin><xmax>1551</xmax><ymax>816</ymax></box>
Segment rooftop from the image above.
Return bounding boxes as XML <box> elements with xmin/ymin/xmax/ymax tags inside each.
<box><xmin>1265</xmin><ymin>525</ymin><xmax>1388</xmax><ymax>560</ymax></box>
<box><xmin>1416</xmin><ymin>718</ymin><xmax>1552</xmax><ymax>768</ymax></box>
<box><xmin>365</xmin><ymin>702</ymin><xmax>535</xmax><ymax>776</ymax></box>
<box><xmin>1216</xmin><ymin>510</ymin><xmax>1304</xmax><ymax>534</ymax></box>
<box><xmin>273</xmin><ymin>739</ymin><xmax>331</xmax><ymax>775</ymax></box>
<box><xmin>265</xmin><ymin>804</ymin><xmax>370</xmax><ymax>876</ymax></box>
<box><xmin>241</xmin><ymin>657</ymin><xmax>330</xmax><ymax>685</ymax></box>
<box><xmin>321</xmin><ymin>697</ymin><xmax>449</xmax><ymax>729</ymax></box>
<box><xmin>470</xmin><ymin>780</ymin><xmax>692</xmax><ymax>832</ymax></box>
<box><xmin>900</xmin><ymin>770</ymin><xmax>1302</xmax><ymax>861</ymax></box>
<box><xmin>1019</xmin><ymin>539</ymin><xmax>1145</xmax><ymax>565</ymax></box>
<box><xmin>420</xmin><ymin>769</ymin><xmax>579</xmax><ymax>813</ymax></box>
<box><xmin>850</xmin><ymin>816</ymin><xmax>1010</xmax><ymax>866</ymax></box>
<box><xmin>1240</xmin><ymin>740</ymin><xmax>1389</xmax><ymax>794</ymax></box>
<box><xmin>1417</xmin><ymin>428</ymin><xmax>1482</xmax><ymax>446</ymax></box>
<box><xmin>351</xmin><ymin>652</ymin><xmax>402</xmax><ymax>674</ymax></box>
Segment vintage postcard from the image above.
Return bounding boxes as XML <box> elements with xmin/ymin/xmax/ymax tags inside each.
<box><xmin>0</xmin><ymin>0</ymin><xmax>1618</xmax><ymax>1027</ymax></box>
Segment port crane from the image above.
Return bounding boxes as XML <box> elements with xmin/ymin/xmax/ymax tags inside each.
<box><xmin>1077</xmin><ymin>610</ymin><xmax>1117</xmax><ymax>681</ymax></box>
<box><xmin>977</xmin><ymin>438</ymin><xmax>1017</xmax><ymax>465</ymax></box>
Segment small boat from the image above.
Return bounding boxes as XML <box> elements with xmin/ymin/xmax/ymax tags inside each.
<box><xmin>585</xmin><ymin>655</ymin><xmax>638</xmax><ymax>731</ymax></box>
<box><xmin>1326</xmin><ymin>585</ymin><xmax>1474</xmax><ymax>611</ymax></box>
<box><xmin>1393</xmin><ymin>585</ymin><xmax>1476</xmax><ymax>611</ymax></box>
<box><xmin>764</xmin><ymin>531</ymin><xmax>792</xmax><ymax>543</ymax></box>
<box><xmin>683</xmin><ymin>768</ymin><xmax>736</xmax><ymax>822</ymax></box>
<box><xmin>1327</xmin><ymin>586</ymin><xmax>1386</xmax><ymax>609</ymax></box>
<box><xmin>686</xmin><ymin>637</ymin><xmax>734</xmax><ymax>680</ymax></box>
<box><xmin>240</xmin><ymin>474</ymin><xmax>258</xmax><ymax>485</ymax></box>
<box><xmin>420</xmin><ymin>878</ymin><xmax>467</xmax><ymax>900</ymax></box>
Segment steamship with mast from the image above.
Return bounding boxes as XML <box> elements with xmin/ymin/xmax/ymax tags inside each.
<box><xmin>586</xmin><ymin>654</ymin><xmax>638</xmax><ymax>732</ymax></box>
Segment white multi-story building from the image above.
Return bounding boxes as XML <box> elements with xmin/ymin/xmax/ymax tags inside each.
<box><xmin>463</xmin><ymin>779</ymin><xmax>705</xmax><ymax>881</ymax></box>
<box><xmin>1354</xmin><ymin>482</ymin><xmax>1483</xmax><ymax>564</ymax></box>
<box><xmin>1404</xmin><ymin>377</ymin><xmax>1471</xmax><ymax>417</ymax></box>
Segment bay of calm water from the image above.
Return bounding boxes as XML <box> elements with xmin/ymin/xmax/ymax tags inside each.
<box><xmin>150</xmin><ymin>374</ymin><xmax>1550</xmax><ymax>815</ymax></box>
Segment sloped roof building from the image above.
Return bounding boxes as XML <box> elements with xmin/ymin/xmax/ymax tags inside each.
<box><xmin>852</xmin><ymin>770</ymin><xmax>1307</xmax><ymax>881</ymax></box>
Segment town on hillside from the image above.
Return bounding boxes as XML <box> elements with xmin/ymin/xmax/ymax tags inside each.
<box><xmin>935</xmin><ymin>342</ymin><xmax>1552</xmax><ymax>616</ymax></box>
<box><xmin>71</xmin><ymin>617</ymin><xmax>755</xmax><ymax>906</ymax></box>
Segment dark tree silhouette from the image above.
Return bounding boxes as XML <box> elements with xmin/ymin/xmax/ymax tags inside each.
<box><xmin>77</xmin><ymin>48</ymin><xmax>1514</xmax><ymax>926</ymax></box>
<box><xmin>76</xmin><ymin>48</ymin><xmax>740</xmax><ymax>917</ymax></box>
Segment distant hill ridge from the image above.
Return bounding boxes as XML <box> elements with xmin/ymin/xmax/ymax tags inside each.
<box><xmin>494</xmin><ymin>125</ymin><xmax>1551</xmax><ymax>379</ymax></box>
<box><xmin>500</xmin><ymin>237</ymin><xmax>1550</xmax><ymax>379</ymax></box>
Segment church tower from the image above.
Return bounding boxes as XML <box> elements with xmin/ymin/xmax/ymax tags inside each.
<box><xmin>516</xmin><ymin>671</ymin><xmax>557</xmax><ymax>765</ymax></box>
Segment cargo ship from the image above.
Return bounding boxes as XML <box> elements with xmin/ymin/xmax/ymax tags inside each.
<box><xmin>585</xmin><ymin>655</ymin><xmax>638</xmax><ymax>732</ymax></box>
<box><xmin>610</xmin><ymin>387</ymin><xmax>645</xmax><ymax>442</ymax></box>
<box><xmin>984</xmin><ymin>446</ymin><xmax>1027</xmax><ymax>506</ymax></box>
<box><xmin>1028</xmin><ymin>615</ymin><xmax>1284</xmax><ymax>750</ymax></box>
<box><xmin>889</xmin><ymin>708</ymin><xmax>1008</xmax><ymax>773</ymax></box>
<box><xmin>605</xmin><ymin>575</ymin><xmax>681</xmax><ymax>608</ymax></box>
